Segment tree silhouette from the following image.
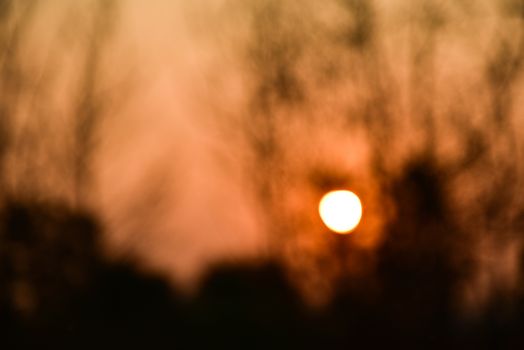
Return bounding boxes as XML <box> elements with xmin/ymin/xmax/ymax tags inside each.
<box><xmin>235</xmin><ymin>0</ymin><xmax>524</xmax><ymax>311</ymax></box>
<box><xmin>2</xmin><ymin>1</ymin><xmax>524</xmax><ymax>348</ymax></box>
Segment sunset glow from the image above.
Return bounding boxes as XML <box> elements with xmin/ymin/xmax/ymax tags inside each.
<box><xmin>319</xmin><ymin>190</ymin><xmax>362</xmax><ymax>234</ymax></box>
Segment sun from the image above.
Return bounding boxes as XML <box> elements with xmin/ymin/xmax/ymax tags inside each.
<box><xmin>319</xmin><ymin>190</ymin><xmax>362</xmax><ymax>234</ymax></box>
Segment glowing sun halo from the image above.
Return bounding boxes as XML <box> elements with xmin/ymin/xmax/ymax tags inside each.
<box><xmin>319</xmin><ymin>190</ymin><xmax>362</xmax><ymax>234</ymax></box>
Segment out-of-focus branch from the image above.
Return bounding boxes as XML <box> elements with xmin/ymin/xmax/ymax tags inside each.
<box><xmin>0</xmin><ymin>1</ymin><xmax>38</xmax><ymax>199</ymax></box>
<box><xmin>72</xmin><ymin>0</ymin><xmax>119</xmax><ymax>208</ymax></box>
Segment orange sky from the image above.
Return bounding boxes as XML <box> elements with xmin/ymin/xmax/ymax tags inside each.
<box><xmin>14</xmin><ymin>0</ymin><xmax>524</xmax><ymax>304</ymax></box>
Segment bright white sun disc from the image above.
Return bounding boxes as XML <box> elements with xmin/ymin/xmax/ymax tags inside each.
<box><xmin>319</xmin><ymin>190</ymin><xmax>362</xmax><ymax>234</ymax></box>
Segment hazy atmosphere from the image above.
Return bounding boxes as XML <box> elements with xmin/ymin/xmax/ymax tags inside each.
<box><xmin>2</xmin><ymin>0</ymin><xmax>524</xmax><ymax>347</ymax></box>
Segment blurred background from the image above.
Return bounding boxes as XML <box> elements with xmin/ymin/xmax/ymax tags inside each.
<box><xmin>2</xmin><ymin>0</ymin><xmax>524</xmax><ymax>347</ymax></box>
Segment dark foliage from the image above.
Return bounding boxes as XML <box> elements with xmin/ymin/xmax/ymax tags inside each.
<box><xmin>2</xmin><ymin>159</ymin><xmax>524</xmax><ymax>349</ymax></box>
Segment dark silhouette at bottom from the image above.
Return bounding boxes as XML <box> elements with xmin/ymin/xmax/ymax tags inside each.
<box><xmin>2</xmin><ymin>160</ymin><xmax>524</xmax><ymax>349</ymax></box>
